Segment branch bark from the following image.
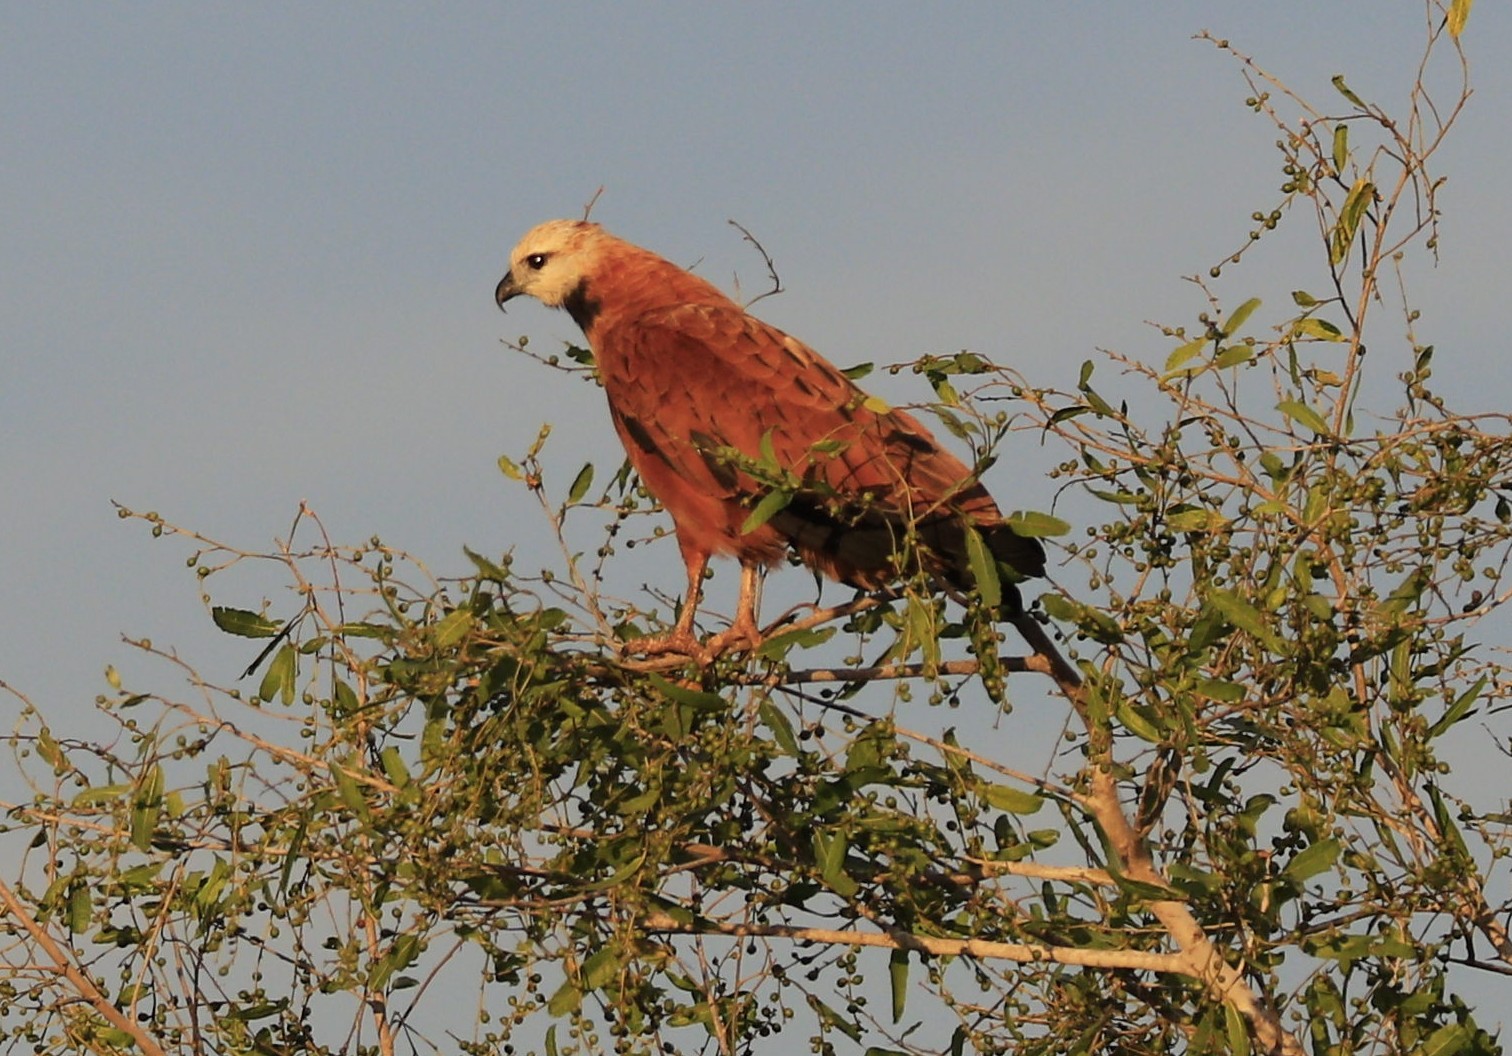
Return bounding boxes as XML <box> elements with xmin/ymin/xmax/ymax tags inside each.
<box><xmin>0</xmin><ymin>875</ymin><xmax>169</xmax><ymax>1056</ymax></box>
<box><xmin>1006</xmin><ymin>609</ymin><xmax>1306</xmax><ymax>1056</ymax></box>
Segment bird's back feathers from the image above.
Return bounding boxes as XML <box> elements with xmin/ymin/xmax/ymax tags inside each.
<box><xmin>499</xmin><ymin>221</ymin><xmax>1045</xmax><ymax>597</ymax></box>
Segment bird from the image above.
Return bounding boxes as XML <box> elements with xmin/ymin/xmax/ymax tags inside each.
<box><xmin>495</xmin><ymin>220</ymin><xmax>1045</xmax><ymax>659</ymax></box>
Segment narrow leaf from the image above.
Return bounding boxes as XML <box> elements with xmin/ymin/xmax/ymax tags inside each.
<box><xmin>1005</xmin><ymin>510</ymin><xmax>1071</xmax><ymax>538</ymax></box>
<box><xmin>1276</xmin><ymin>399</ymin><xmax>1331</xmax><ymax>437</ymax></box>
<box><xmin>581</xmin><ymin>946</ymin><xmax>621</xmax><ymax>990</ymax></box>
<box><xmin>1330</xmin><ymin>178</ymin><xmax>1374</xmax><ymax>265</ymax></box>
<box><xmin>433</xmin><ymin>609</ymin><xmax>475</xmax><ymax>649</ymax></box>
<box><xmin>1213</xmin><ymin>346</ymin><xmax>1253</xmax><ymax>370</ymax></box>
<box><xmin>547</xmin><ymin>980</ymin><xmax>582</xmax><ymax>1016</ymax></box>
<box><xmin>258</xmin><ymin>644</ymin><xmax>297</xmax><ymax>706</ymax></box>
<box><xmin>1331</xmin><ymin>75</ymin><xmax>1366</xmax><ymax>109</ymax></box>
<box><xmin>1285</xmin><ymin>837</ymin><xmax>1341</xmax><ymax>883</ymax></box>
<box><xmin>1225</xmin><ymin>1001</ymin><xmax>1253</xmax><ymax>1056</ymax></box>
<box><xmin>978</xmin><ymin>781</ymin><xmax>1043</xmax><ymax>815</ymax></box>
<box><xmin>566</xmin><ymin>462</ymin><xmax>594</xmax><ymax>504</ymax></box>
<box><xmin>1222</xmin><ymin>297</ymin><xmax>1262</xmax><ymax>337</ymax></box>
<box><xmin>1292</xmin><ymin>316</ymin><xmax>1344</xmax><ymax>341</ymax></box>
<box><xmin>888</xmin><ymin>951</ymin><xmax>908</xmax><ymax>1023</ymax></box>
<box><xmin>212</xmin><ymin>607</ymin><xmax>281</xmax><ymax>639</ymax></box>
<box><xmin>1429</xmin><ymin>675</ymin><xmax>1486</xmax><ymax>739</ymax></box>
<box><xmin>759</xmin><ymin>700</ymin><xmax>801</xmax><ymax>756</ymax></box>
<box><xmin>1208</xmin><ymin>590</ymin><xmax>1288</xmax><ymax>654</ymax></box>
<box><xmin>741</xmin><ymin>489</ymin><xmax>792</xmax><ymax>534</ymax></box>
<box><xmin>1331</xmin><ymin>124</ymin><xmax>1349</xmax><ymax>173</ymax></box>
<box><xmin>1164</xmin><ymin>337</ymin><xmax>1207</xmax><ymax>372</ymax></box>
<box><xmin>962</xmin><ymin>526</ymin><xmax>1000</xmax><ymax>609</ymax></box>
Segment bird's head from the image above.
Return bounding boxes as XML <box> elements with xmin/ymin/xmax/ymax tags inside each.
<box><xmin>495</xmin><ymin>219</ymin><xmax>603</xmax><ymax>312</ymax></box>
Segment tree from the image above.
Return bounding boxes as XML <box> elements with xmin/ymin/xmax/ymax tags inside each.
<box><xmin>1</xmin><ymin>5</ymin><xmax>1505</xmax><ymax>1054</ymax></box>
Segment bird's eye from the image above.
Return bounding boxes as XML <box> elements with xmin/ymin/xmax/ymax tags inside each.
<box><xmin>526</xmin><ymin>253</ymin><xmax>548</xmax><ymax>270</ymax></box>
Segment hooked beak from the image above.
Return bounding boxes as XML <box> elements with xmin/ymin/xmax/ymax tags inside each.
<box><xmin>495</xmin><ymin>271</ymin><xmax>520</xmax><ymax>311</ymax></box>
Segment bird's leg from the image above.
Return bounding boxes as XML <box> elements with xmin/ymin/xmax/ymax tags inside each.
<box><xmin>620</xmin><ymin>543</ymin><xmax>710</xmax><ymax>659</ymax></box>
<box><xmin>707</xmin><ymin>562</ymin><xmax>765</xmax><ymax>657</ymax></box>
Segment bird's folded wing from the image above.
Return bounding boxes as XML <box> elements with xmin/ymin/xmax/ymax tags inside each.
<box><xmin>600</xmin><ymin>302</ymin><xmax>998</xmax><ymax>524</ymax></box>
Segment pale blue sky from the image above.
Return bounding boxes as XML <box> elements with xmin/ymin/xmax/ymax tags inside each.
<box><xmin>7</xmin><ymin>3</ymin><xmax>1509</xmax><ymax>709</ymax></box>
<box><xmin>3</xmin><ymin>0</ymin><xmax>1510</xmax><ymax>1034</ymax></box>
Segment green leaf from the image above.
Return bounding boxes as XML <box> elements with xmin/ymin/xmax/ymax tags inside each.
<box><xmin>1291</xmin><ymin>316</ymin><xmax>1344</xmax><ymax>341</ymax></box>
<box><xmin>809</xmin><ymin>996</ymin><xmax>862</xmax><ymax>1043</ymax></box>
<box><xmin>131</xmin><ymin>764</ymin><xmax>164</xmax><ymax>853</ymax></box>
<box><xmin>1331</xmin><ymin>74</ymin><xmax>1366</xmax><ymax>109</ymax></box>
<box><xmin>1213</xmin><ymin>345</ymin><xmax>1253</xmax><ymax>370</ymax></box>
<box><xmin>1291</xmin><ymin>289</ymin><xmax>1319</xmax><ymax>307</ymax></box>
<box><xmin>279</xmin><ymin>816</ymin><xmax>307</xmax><ymax>897</ymax></box>
<box><xmin>1378</xmin><ymin>566</ymin><xmax>1429</xmax><ymax>618</ymax></box>
<box><xmin>1429</xmin><ymin>676</ymin><xmax>1486</xmax><ymax>738</ymax></box>
<box><xmin>68</xmin><ymin>881</ymin><xmax>91</xmax><ymax>934</ymax></box>
<box><xmin>1283</xmin><ymin>837</ymin><xmax>1340</xmax><ymax>883</ymax></box>
<box><xmin>333</xmin><ymin>621</ymin><xmax>391</xmax><ymax>640</ymax></box>
<box><xmin>1331</xmin><ymin>124</ymin><xmax>1349</xmax><ymax>173</ymax></box>
<box><xmin>1081</xmin><ymin>386</ymin><xmax>1116</xmax><ymax>417</ymax></box>
<box><xmin>333</xmin><ymin>757</ymin><xmax>372</xmax><ymax>824</ymax></box>
<box><xmin>368</xmin><ymin>934</ymin><xmax>422</xmax><ymax>990</ymax></box>
<box><xmin>1005</xmin><ymin>510</ymin><xmax>1071</xmax><ymax>538</ymax></box>
<box><xmin>1207</xmin><ymin>590</ymin><xmax>1288</xmax><ymax>654</ymax></box>
<box><xmin>646</xmin><ymin>674</ymin><xmax>727</xmax><ymax>712</ymax></box>
<box><xmin>962</xmin><ymin>526</ymin><xmax>1000</xmax><ymax>609</ymax></box>
<box><xmin>547</xmin><ymin>980</ymin><xmax>582</xmax><ymax>1016</ymax></box>
<box><xmin>841</xmin><ymin>361</ymin><xmax>874</xmax><ymax>380</ymax></box>
<box><xmin>759</xmin><ymin>700</ymin><xmax>801</xmax><ymax>756</ymax></box>
<box><xmin>379</xmin><ymin>746</ymin><xmax>411</xmax><ymax>787</ymax></box>
<box><xmin>813</xmin><ymin>830</ymin><xmax>859</xmax><ymax>896</ymax></box>
<box><xmin>36</xmin><ymin>726</ymin><xmax>62</xmax><ymax>769</ymax></box>
<box><xmin>1115</xmin><ymin>698</ymin><xmax>1164</xmax><ymax>743</ymax></box>
<box><xmin>497</xmin><ymin>454</ymin><xmax>524</xmax><ymax>481</ymax></box>
<box><xmin>1222</xmin><ymin>297</ymin><xmax>1262</xmax><ymax>337</ymax></box>
<box><xmin>1276</xmin><ymin>399</ymin><xmax>1331</xmax><ymax>437</ymax></box>
<box><xmin>755</xmin><ymin>624</ymin><xmax>835</xmax><ymax>660</ymax></box>
<box><xmin>1225</xmin><ymin>1001</ymin><xmax>1253</xmax><ymax>1056</ymax></box>
<box><xmin>1330</xmin><ymin>179</ymin><xmax>1375</xmax><ymax>265</ymax></box>
<box><xmin>433</xmin><ymin>608</ymin><xmax>475</xmax><ymax>649</ymax></box>
<box><xmin>566</xmin><ymin>462</ymin><xmax>594</xmax><ymax>504</ymax></box>
<box><xmin>888</xmin><ymin>951</ymin><xmax>908</xmax><ymax>1023</ymax></box>
<box><xmin>581</xmin><ymin>945</ymin><xmax>622</xmax><ymax>990</ymax></box>
<box><xmin>1424</xmin><ymin>1022</ymin><xmax>1474</xmax><ymax>1056</ymax></box>
<box><xmin>231</xmin><ymin>999</ymin><xmax>290</xmax><ymax>1022</ymax></box>
<box><xmin>1166</xmin><ymin>505</ymin><xmax>1227</xmax><ymax>533</ymax></box>
<box><xmin>258</xmin><ymin>644</ymin><xmax>297</xmax><ymax>706</ymax></box>
<box><xmin>741</xmin><ymin>489</ymin><xmax>793</xmax><ymax>534</ymax></box>
<box><xmin>1164</xmin><ymin>337</ymin><xmax>1207</xmax><ymax>373</ymax></box>
<box><xmin>930</xmin><ymin>374</ymin><xmax>960</xmax><ymax>405</ymax></box>
<box><xmin>978</xmin><ymin>781</ymin><xmax>1043</xmax><ymax>815</ymax></box>
<box><xmin>212</xmin><ymin>606</ymin><xmax>281</xmax><ymax>638</ymax></box>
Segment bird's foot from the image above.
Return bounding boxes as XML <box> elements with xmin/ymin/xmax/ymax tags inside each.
<box><xmin>617</xmin><ymin>621</ymin><xmax>764</xmax><ymax>665</ymax></box>
<box><xmin>704</xmin><ymin>614</ymin><xmax>764</xmax><ymax>659</ymax></box>
<box><xmin>618</xmin><ymin>630</ymin><xmax>712</xmax><ymax>664</ymax></box>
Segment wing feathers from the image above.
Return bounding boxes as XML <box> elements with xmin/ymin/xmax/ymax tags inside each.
<box><xmin>594</xmin><ymin>298</ymin><xmax>1044</xmax><ymax>585</ymax></box>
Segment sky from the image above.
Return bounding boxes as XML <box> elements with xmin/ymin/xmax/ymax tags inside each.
<box><xmin>3</xmin><ymin>0</ymin><xmax>1510</xmax><ymax>1039</ymax></box>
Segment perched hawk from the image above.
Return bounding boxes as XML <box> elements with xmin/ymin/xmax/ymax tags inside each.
<box><xmin>496</xmin><ymin>220</ymin><xmax>1044</xmax><ymax>657</ymax></box>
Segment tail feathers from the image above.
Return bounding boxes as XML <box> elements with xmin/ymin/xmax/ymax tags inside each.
<box><xmin>985</xmin><ymin>523</ymin><xmax>1047</xmax><ymax>580</ymax></box>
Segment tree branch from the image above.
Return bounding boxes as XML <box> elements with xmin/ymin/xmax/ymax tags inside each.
<box><xmin>641</xmin><ymin>912</ymin><xmax>1186</xmax><ymax>975</ymax></box>
<box><xmin>0</xmin><ymin>875</ymin><xmax>170</xmax><ymax>1056</ymax></box>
